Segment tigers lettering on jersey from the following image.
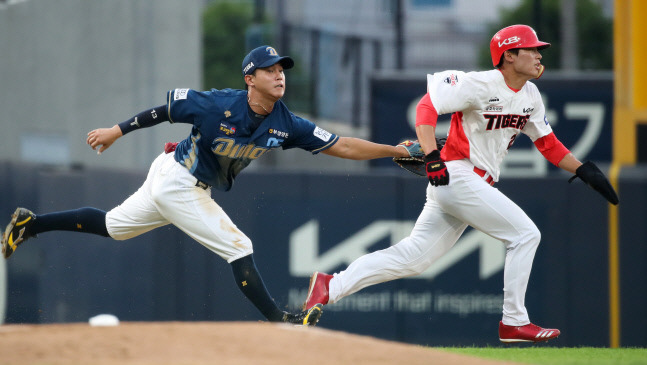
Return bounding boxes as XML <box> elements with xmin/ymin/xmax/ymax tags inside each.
<box><xmin>484</xmin><ymin>114</ymin><xmax>530</xmax><ymax>131</ymax></box>
<box><xmin>212</xmin><ymin>137</ymin><xmax>269</xmax><ymax>159</ymax></box>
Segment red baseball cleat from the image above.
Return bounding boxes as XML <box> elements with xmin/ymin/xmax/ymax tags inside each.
<box><xmin>302</xmin><ymin>272</ymin><xmax>333</xmax><ymax>311</ymax></box>
<box><xmin>499</xmin><ymin>321</ymin><xmax>561</xmax><ymax>343</ymax></box>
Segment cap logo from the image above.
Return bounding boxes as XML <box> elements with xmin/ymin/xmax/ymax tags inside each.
<box><xmin>266</xmin><ymin>46</ymin><xmax>278</xmax><ymax>56</ymax></box>
<box><xmin>243</xmin><ymin>61</ymin><xmax>254</xmax><ymax>74</ymax></box>
<box><xmin>498</xmin><ymin>36</ymin><xmax>521</xmax><ymax>47</ymax></box>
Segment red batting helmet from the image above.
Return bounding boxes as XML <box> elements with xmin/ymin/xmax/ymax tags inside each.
<box><xmin>490</xmin><ymin>25</ymin><xmax>551</xmax><ymax>67</ymax></box>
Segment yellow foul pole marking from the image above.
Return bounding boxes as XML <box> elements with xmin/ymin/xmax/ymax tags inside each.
<box><xmin>608</xmin><ymin>162</ymin><xmax>621</xmax><ymax>348</ymax></box>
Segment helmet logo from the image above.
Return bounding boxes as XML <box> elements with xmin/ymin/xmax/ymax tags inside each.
<box><xmin>498</xmin><ymin>36</ymin><xmax>521</xmax><ymax>47</ymax></box>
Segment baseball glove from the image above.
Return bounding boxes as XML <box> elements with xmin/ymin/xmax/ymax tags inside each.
<box><xmin>568</xmin><ymin>161</ymin><xmax>619</xmax><ymax>205</ymax></box>
<box><xmin>393</xmin><ymin>138</ymin><xmax>446</xmax><ymax>177</ymax></box>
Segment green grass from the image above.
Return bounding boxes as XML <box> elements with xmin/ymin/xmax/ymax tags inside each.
<box><xmin>438</xmin><ymin>347</ymin><xmax>647</xmax><ymax>365</ymax></box>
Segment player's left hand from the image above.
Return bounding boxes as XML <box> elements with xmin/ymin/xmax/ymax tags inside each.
<box><xmin>568</xmin><ymin>161</ymin><xmax>619</xmax><ymax>205</ymax></box>
<box><xmin>392</xmin><ymin>138</ymin><xmax>448</xmax><ymax>177</ymax></box>
<box><xmin>424</xmin><ymin>150</ymin><xmax>449</xmax><ymax>186</ymax></box>
<box><xmin>396</xmin><ymin>140</ymin><xmax>424</xmax><ymax>158</ymax></box>
<box><xmin>86</xmin><ymin>125</ymin><xmax>123</xmax><ymax>155</ymax></box>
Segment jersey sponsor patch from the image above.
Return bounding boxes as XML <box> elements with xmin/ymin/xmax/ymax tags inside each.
<box><xmin>313</xmin><ymin>126</ymin><xmax>332</xmax><ymax>142</ymax></box>
<box><xmin>173</xmin><ymin>88</ymin><xmax>189</xmax><ymax>100</ymax></box>
<box><xmin>485</xmin><ymin>106</ymin><xmax>503</xmax><ymax>112</ymax></box>
<box><xmin>219</xmin><ymin>123</ymin><xmax>236</xmax><ymax>136</ymax></box>
<box><xmin>269</xmin><ymin>128</ymin><xmax>289</xmax><ymax>138</ymax></box>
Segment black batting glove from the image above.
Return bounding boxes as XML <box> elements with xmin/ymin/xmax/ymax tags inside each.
<box><xmin>568</xmin><ymin>161</ymin><xmax>619</xmax><ymax>205</ymax></box>
<box><xmin>424</xmin><ymin>150</ymin><xmax>449</xmax><ymax>186</ymax></box>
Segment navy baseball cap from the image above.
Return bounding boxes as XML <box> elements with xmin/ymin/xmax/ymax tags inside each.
<box><xmin>242</xmin><ymin>45</ymin><xmax>294</xmax><ymax>76</ymax></box>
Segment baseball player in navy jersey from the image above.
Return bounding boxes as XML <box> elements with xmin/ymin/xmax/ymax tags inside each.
<box><xmin>1</xmin><ymin>45</ymin><xmax>412</xmax><ymax>325</ymax></box>
<box><xmin>303</xmin><ymin>25</ymin><xmax>618</xmax><ymax>342</ymax></box>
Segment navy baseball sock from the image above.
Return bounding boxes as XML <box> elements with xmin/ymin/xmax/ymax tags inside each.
<box><xmin>230</xmin><ymin>254</ymin><xmax>285</xmax><ymax>322</ymax></box>
<box><xmin>31</xmin><ymin>207</ymin><xmax>110</xmax><ymax>237</ymax></box>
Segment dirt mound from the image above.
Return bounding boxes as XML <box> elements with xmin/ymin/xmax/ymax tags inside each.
<box><xmin>0</xmin><ymin>321</ymin><xmax>517</xmax><ymax>365</ymax></box>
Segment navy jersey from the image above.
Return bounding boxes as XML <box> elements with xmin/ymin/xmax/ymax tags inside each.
<box><xmin>166</xmin><ymin>88</ymin><xmax>339</xmax><ymax>191</ymax></box>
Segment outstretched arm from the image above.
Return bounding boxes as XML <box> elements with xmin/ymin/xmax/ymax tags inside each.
<box><xmin>86</xmin><ymin>105</ymin><xmax>168</xmax><ymax>154</ymax></box>
<box><xmin>321</xmin><ymin>137</ymin><xmax>409</xmax><ymax>160</ymax></box>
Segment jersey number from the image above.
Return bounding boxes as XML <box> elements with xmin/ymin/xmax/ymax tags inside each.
<box><xmin>507</xmin><ymin>135</ymin><xmax>517</xmax><ymax>150</ymax></box>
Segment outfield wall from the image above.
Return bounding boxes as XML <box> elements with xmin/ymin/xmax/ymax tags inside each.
<box><xmin>1</xmin><ymin>161</ymin><xmax>644</xmax><ymax>347</ymax></box>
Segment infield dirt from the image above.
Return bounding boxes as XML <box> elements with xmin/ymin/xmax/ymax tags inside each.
<box><xmin>0</xmin><ymin>321</ymin><xmax>521</xmax><ymax>365</ymax></box>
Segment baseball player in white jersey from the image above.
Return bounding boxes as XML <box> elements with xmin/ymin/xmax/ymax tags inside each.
<box><xmin>302</xmin><ymin>25</ymin><xmax>618</xmax><ymax>343</ymax></box>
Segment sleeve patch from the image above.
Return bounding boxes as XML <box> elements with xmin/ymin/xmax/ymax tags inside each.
<box><xmin>173</xmin><ymin>88</ymin><xmax>189</xmax><ymax>101</ymax></box>
<box><xmin>443</xmin><ymin>73</ymin><xmax>460</xmax><ymax>86</ymax></box>
<box><xmin>313</xmin><ymin>126</ymin><xmax>332</xmax><ymax>142</ymax></box>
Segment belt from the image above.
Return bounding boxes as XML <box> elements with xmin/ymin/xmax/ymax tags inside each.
<box><xmin>473</xmin><ymin>167</ymin><xmax>495</xmax><ymax>186</ymax></box>
<box><xmin>195</xmin><ymin>179</ymin><xmax>210</xmax><ymax>190</ymax></box>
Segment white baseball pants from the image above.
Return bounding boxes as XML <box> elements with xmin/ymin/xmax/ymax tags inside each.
<box><xmin>105</xmin><ymin>152</ymin><xmax>253</xmax><ymax>263</ymax></box>
<box><xmin>328</xmin><ymin>159</ymin><xmax>540</xmax><ymax>326</ymax></box>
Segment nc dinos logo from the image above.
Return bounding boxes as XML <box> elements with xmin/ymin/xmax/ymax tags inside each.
<box><xmin>266</xmin><ymin>46</ymin><xmax>279</xmax><ymax>56</ymax></box>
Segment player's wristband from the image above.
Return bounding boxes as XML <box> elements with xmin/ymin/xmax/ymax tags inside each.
<box><xmin>118</xmin><ymin>105</ymin><xmax>169</xmax><ymax>135</ymax></box>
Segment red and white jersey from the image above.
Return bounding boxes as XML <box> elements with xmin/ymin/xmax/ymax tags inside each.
<box><xmin>427</xmin><ymin>69</ymin><xmax>553</xmax><ymax>181</ymax></box>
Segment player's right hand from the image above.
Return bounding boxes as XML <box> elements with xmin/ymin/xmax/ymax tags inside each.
<box><xmin>424</xmin><ymin>150</ymin><xmax>449</xmax><ymax>186</ymax></box>
<box><xmin>86</xmin><ymin>125</ymin><xmax>123</xmax><ymax>155</ymax></box>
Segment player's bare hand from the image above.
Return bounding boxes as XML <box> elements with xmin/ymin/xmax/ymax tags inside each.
<box><xmin>87</xmin><ymin>125</ymin><xmax>123</xmax><ymax>154</ymax></box>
